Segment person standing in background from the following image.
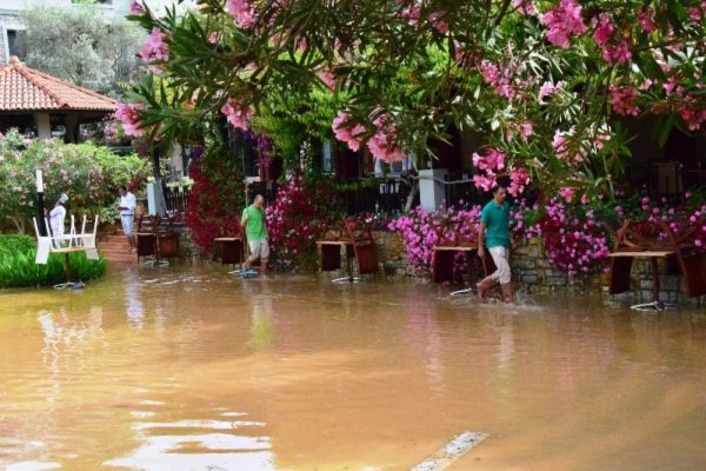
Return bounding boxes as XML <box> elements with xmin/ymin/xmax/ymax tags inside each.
<box><xmin>476</xmin><ymin>185</ymin><xmax>513</xmax><ymax>303</ymax></box>
<box><xmin>48</xmin><ymin>193</ymin><xmax>68</xmax><ymax>248</ymax></box>
<box><xmin>241</xmin><ymin>194</ymin><xmax>269</xmax><ymax>276</ymax></box>
<box><xmin>118</xmin><ymin>185</ymin><xmax>137</xmax><ymax>252</ymax></box>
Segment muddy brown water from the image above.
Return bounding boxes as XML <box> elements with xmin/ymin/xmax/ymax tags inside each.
<box><xmin>1</xmin><ymin>266</ymin><xmax>706</xmax><ymax>470</ymax></box>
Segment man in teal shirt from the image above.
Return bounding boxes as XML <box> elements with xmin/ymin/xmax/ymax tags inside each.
<box><xmin>476</xmin><ymin>185</ymin><xmax>513</xmax><ymax>303</ymax></box>
<box><xmin>241</xmin><ymin>194</ymin><xmax>269</xmax><ymax>276</ymax></box>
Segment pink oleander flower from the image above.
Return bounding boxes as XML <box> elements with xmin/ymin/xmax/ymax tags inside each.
<box><xmin>678</xmin><ymin>105</ymin><xmax>706</xmax><ymax>131</ymax></box>
<box><xmin>429</xmin><ymin>10</ymin><xmax>448</xmax><ymax>33</ymax></box>
<box><xmin>297</xmin><ymin>37</ymin><xmax>308</xmax><ymax>53</ymax></box>
<box><xmin>513</xmin><ymin>0</ymin><xmax>537</xmax><ymax>15</ymax></box>
<box><xmin>479</xmin><ymin>60</ymin><xmax>500</xmax><ymax>86</ymax></box>
<box><xmin>609</xmin><ymin>85</ymin><xmax>640</xmax><ymax>116</ymax></box>
<box><xmin>226</xmin><ymin>0</ymin><xmax>254</xmax><ymax>28</ymax></box>
<box><xmin>332</xmin><ymin>111</ymin><xmax>365</xmax><ymax>152</ymax></box>
<box><xmin>508</xmin><ymin>167</ymin><xmax>531</xmax><ymax>196</ymax></box>
<box><xmin>538</xmin><ymin>80</ymin><xmax>560</xmax><ymax>101</ymax></box>
<box><xmin>541</xmin><ymin>0</ymin><xmax>587</xmax><ymax>48</ymax></box>
<box><xmin>208</xmin><ymin>32</ymin><xmax>220</xmax><ymax>44</ymax></box>
<box><xmin>689</xmin><ymin>6</ymin><xmax>703</xmax><ymax>21</ymax></box>
<box><xmin>220</xmin><ymin>98</ymin><xmax>253</xmax><ymax>130</ymax></box>
<box><xmin>400</xmin><ymin>3</ymin><xmax>421</xmax><ymax>25</ymax></box>
<box><xmin>518</xmin><ymin>121</ymin><xmax>534</xmax><ymax>141</ymax></box>
<box><xmin>558</xmin><ymin>187</ymin><xmax>576</xmax><ymax>202</ymax></box>
<box><xmin>592</xmin><ymin>13</ymin><xmax>614</xmax><ymax>46</ymax></box>
<box><xmin>367</xmin><ymin>115</ymin><xmax>405</xmax><ymax>163</ymax></box>
<box><xmin>318</xmin><ymin>70</ymin><xmax>336</xmax><ymax>90</ymax></box>
<box><xmin>139</xmin><ymin>27</ymin><xmax>170</xmax><ymax>74</ymax></box>
<box><xmin>130</xmin><ymin>1</ymin><xmax>145</xmax><ymax>15</ymax></box>
<box><xmin>603</xmin><ymin>40</ymin><xmax>632</xmax><ymax>64</ymax></box>
<box><xmin>473</xmin><ymin>173</ymin><xmax>497</xmax><ymax>192</ymax></box>
<box><xmin>552</xmin><ymin>129</ymin><xmax>585</xmax><ymax>164</ymax></box>
<box><xmin>114</xmin><ymin>103</ymin><xmax>145</xmax><ymax>137</ymax></box>
<box><xmin>472</xmin><ymin>147</ymin><xmax>505</xmax><ymax>172</ymax></box>
<box><xmin>637</xmin><ymin>7</ymin><xmax>656</xmax><ymax>34</ymax></box>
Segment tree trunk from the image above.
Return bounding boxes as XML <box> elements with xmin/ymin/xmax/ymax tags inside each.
<box><xmin>404</xmin><ymin>180</ymin><xmax>419</xmax><ymax>213</ymax></box>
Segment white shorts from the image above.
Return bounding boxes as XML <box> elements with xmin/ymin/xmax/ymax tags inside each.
<box><xmin>247</xmin><ymin>239</ymin><xmax>270</xmax><ymax>261</ymax></box>
<box><xmin>489</xmin><ymin>246</ymin><xmax>511</xmax><ymax>284</ymax></box>
<box><xmin>121</xmin><ymin>214</ymin><xmax>134</xmax><ymax>237</ymax></box>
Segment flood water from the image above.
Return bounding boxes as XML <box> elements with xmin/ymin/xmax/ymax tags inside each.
<box><xmin>1</xmin><ymin>266</ymin><xmax>706</xmax><ymax>470</ymax></box>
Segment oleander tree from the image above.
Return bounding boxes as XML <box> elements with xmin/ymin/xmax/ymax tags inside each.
<box><xmin>119</xmin><ymin>0</ymin><xmax>706</xmax><ymax>200</ymax></box>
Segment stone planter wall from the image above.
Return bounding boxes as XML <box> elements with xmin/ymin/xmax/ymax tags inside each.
<box><xmin>172</xmin><ymin>227</ymin><xmax>702</xmax><ymax>304</ymax></box>
<box><xmin>369</xmin><ymin>231</ymin><xmax>702</xmax><ymax>304</ymax></box>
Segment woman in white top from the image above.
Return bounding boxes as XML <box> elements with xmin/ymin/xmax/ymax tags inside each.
<box><xmin>49</xmin><ymin>193</ymin><xmax>68</xmax><ymax>248</ymax></box>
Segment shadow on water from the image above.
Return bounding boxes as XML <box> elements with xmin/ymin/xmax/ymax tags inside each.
<box><xmin>1</xmin><ymin>265</ymin><xmax>706</xmax><ymax>470</ymax></box>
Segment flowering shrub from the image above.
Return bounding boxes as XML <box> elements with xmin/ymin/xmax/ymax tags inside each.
<box><xmin>185</xmin><ymin>158</ymin><xmax>243</xmax><ymax>252</ymax></box>
<box><xmin>537</xmin><ymin>199</ymin><xmax>612</xmax><ymax>280</ymax></box>
<box><xmin>265</xmin><ymin>173</ymin><xmax>341</xmax><ymax>270</ymax></box>
<box><xmin>388</xmin><ymin>205</ymin><xmax>483</xmax><ymax>275</ymax></box>
<box><xmin>0</xmin><ymin>130</ymin><xmax>149</xmax><ymax>233</ymax></box>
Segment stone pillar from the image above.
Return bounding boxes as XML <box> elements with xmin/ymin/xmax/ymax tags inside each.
<box><xmin>146</xmin><ymin>182</ymin><xmax>166</xmax><ymax>216</ymax></box>
<box><xmin>419</xmin><ymin>168</ymin><xmax>447</xmax><ymax>211</ymax></box>
<box><xmin>34</xmin><ymin>112</ymin><xmax>51</xmax><ymax>140</ymax></box>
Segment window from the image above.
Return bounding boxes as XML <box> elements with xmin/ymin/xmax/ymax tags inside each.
<box><xmin>6</xmin><ymin>30</ymin><xmax>18</xmax><ymax>58</ymax></box>
<box><xmin>321</xmin><ymin>140</ymin><xmax>333</xmax><ymax>174</ymax></box>
<box><xmin>374</xmin><ymin>154</ymin><xmax>414</xmax><ymax>176</ymax></box>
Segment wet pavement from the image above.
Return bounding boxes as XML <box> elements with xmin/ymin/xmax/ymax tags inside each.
<box><xmin>1</xmin><ymin>266</ymin><xmax>706</xmax><ymax>470</ymax></box>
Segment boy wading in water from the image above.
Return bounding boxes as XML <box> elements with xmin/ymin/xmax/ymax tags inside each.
<box><xmin>476</xmin><ymin>185</ymin><xmax>513</xmax><ymax>303</ymax></box>
<box><xmin>241</xmin><ymin>194</ymin><xmax>269</xmax><ymax>276</ymax></box>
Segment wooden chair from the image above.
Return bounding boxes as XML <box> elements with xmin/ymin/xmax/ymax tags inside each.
<box><xmin>343</xmin><ymin>217</ymin><xmax>379</xmax><ymax>276</ymax></box>
<box><xmin>136</xmin><ymin>214</ymin><xmax>179</xmax><ymax>266</ymax></box>
<box><xmin>608</xmin><ymin>219</ymin><xmax>706</xmax><ymax>310</ymax></box>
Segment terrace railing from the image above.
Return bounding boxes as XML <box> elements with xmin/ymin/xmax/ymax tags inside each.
<box><xmin>164</xmin><ymin>186</ymin><xmax>192</xmax><ymax>215</ymax></box>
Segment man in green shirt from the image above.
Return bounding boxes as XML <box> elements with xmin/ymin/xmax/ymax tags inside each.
<box><xmin>476</xmin><ymin>185</ymin><xmax>513</xmax><ymax>303</ymax></box>
<box><xmin>241</xmin><ymin>194</ymin><xmax>269</xmax><ymax>276</ymax></box>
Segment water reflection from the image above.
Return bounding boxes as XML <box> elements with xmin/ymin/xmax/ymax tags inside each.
<box><xmin>104</xmin><ymin>414</ymin><xmax>273</xmax><ymax>471</ymax></box>
<box><xmin>124</xmin><ymin>269</ymin><xmax>145</xmax><ymax>329</ymax></box>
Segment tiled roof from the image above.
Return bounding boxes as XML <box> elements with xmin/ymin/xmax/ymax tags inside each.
<box><xmin>0</xmin><ymin>56</ymin><xmax>117</xmax><ymax>112</ymax></box>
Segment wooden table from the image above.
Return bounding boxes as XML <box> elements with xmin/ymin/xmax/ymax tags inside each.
<box><xmin>214</xmin><ymin>237</ymin><xmax>244</xmax><ymax>266</ymax></box>
<box><xmin>316</xmin><ymin>240</ymin><xmax>357</xmax><ymax>283</ymax></box>
<box><xmin>607</xmin><ymin>250</ymin><xmax>677</xmax><ymax>311</ymax></box>
<box><xmin>432</xmin><ymin>246</ymin><xmax>495</xmax><ymax>296</ymax></box>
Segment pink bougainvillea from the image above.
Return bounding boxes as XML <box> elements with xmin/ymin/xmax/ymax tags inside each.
<box><xmin>388</xmin><ymin>205</ymin><xmax>483</xmax><ymax>275</ymax></box>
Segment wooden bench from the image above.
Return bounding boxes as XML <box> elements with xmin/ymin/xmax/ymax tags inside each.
<box><xmin>608</xmin><ymin>219</ymin><xmax>706</xmax><ymax>310</ymax></box>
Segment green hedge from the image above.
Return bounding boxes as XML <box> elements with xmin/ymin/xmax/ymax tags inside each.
<box><xmin>0</xmin><ymin>235</ymin><xmax>107</xmax><ymax>288</ymax></box>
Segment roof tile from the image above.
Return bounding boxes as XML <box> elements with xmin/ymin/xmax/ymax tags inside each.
<box><xmin>0</xmin><ymin>56</ymin><xmax>118</xmax><ymax>112</ymax></box>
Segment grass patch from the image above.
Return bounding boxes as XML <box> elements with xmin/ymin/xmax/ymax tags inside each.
<box><xmin>0</xmin><ymin>235</ymin><xmax>107</xmax><ymax>288</ymax></box>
